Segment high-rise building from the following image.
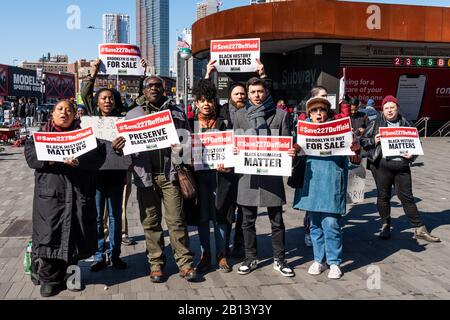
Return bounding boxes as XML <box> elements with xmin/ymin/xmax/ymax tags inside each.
<box><xmin>136</xmin><ymin>0</ymin><xmax>169</xmax><ymax>76</ymax></box>
<box><xmin>102</xmin><ymin>14</ymin><xmax>130</xmax><ymax>44</ymax></box>
<box><xmin>196</xmin><ymin>0</ymin><xmax>219</xmax><ymax>20</ymax></box>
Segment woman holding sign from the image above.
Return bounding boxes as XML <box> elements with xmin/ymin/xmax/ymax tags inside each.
<box><xmin>293</xmin><ymin>97</ymin><xmax>359</xmax><ymax>280</ymax></box>
<box><xmin>190</xmin><ymin>80</ymin><xmax>233</xmax><ymax>273</ymax></box>
<box><xmin>360</xmin><ymin>95</ymin><xmax>440</xmax><ymax>242</ymax></box>
<box><xmin>24</xmin><ymin>100</ymin><xmax>105</xmax><ymax>297</ymax></box>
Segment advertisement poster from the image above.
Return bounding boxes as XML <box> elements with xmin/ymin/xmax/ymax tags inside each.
<box><xmin>98</xmin><ymin>44</ymin><xmax>144</xmax><ymax>76</ymax></box>
<box><xmin>44</xmin><ymin>72</ymin><xmax>76</xmax><ymax>100</ymax></box>
<box><xmin>210</xmin><ymin>38</ymin><xmax>260</xmax><ymax>73</ymax></box>
<box><xmin>380</xmin><ymin>127</ymin><xmax>424</xmax><ymax>157</ymax></box>
<box><xmin>192</xmin><ymin>130</ymin><xmax>235</xmax><ymax>171</ymax></box>
<box><xmin>33</xmin><ymin>127</ymin><xmax>97</xmax><ymax>162</ymax></box>
<box><xmin>7</xmin><ymin>66</ymin><xmax>41</xmax><ymax>97</ymax></box>
<box><xmin>297</xmin><ymin>118</ymin><xmax>355</xmax><ymax>156</ymax></box>
<box><xmin>116</xmin><ymin>110</ymin><xmax>180</xmax><ymax>156</ymax></box>
<box><xmin>0</xmin><ymin>64</ymin><xmax>7</xmax><ymax>96</ymax></box>
<box><xmin>343</xmin><ymin>66</ymin><xmax>450</xmax><ymax>121</ymax></box>
<box><xmin>234</xmin><ymin>135</ymin><xmax>292</xmax><ymax>176</ymax></box>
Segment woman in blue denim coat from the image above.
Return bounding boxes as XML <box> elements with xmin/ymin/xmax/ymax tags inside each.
<box><xmin>293</xmin><ymin>97</ymin><xmax>358</xmax><ymax>280</ymax></box>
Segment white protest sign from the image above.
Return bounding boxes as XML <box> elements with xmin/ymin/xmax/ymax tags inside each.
<box><xmin>211</xmin><ymin>38</ymin><xmax>260</xmax><ymax>73</ymax></box>
<box><xmin>98</xmin><ymin>44</ymin><xmax>144</xmax><ymax>76</ymax></box>
<box><xmin>346</xmin><ymin>158</ymin><xmax>367</xmax><ymax>204</ymax></box>
<box><xmin>116</xmin><ymin>110</ymin><xmax>180</xmax><ymax>156</ymax></box>
<box><xmin>297</xmin><ymin>117</ymin><xmax>355</xmax><ymax>156</ymax></box>
<box><xmin>192</xmin><ymin>130</ymin><xmax>235</xmax><ymax>171</ymax></box>
<box><xmin>380</xmin><ymin>127</ymin><xmax>424</xmax><ymax>157</ymax></box>
<box><xmin>33</xmin><ymin>127</ymin><xmax>97</xmax><ymax>162</ymax></box>
<box><xmin>234</xmin><ymin>135</ymin><xmax>292</xmax><ymax>176</ymax></box>
<box><xmin>80</xmin><ymin>116</ymin><xmax>123</xmax><ymax>142</ymax></box>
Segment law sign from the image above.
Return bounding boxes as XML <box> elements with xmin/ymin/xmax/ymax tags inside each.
<box><xmin>116</xmin><ymin>110</ymin><xmax>180</xmax><ymax>156</ymax></box>
<box><xmin>380</xmin><ymin>127</ymin><xmax>424</xmax><ymax>157</ymax></box>
<box><xmin>210</xmin><ymin>38</ymin><xmax>260</xmax><ymax>73</ymax></box>
<box><xmin>98</xmin><ymin>44</ymin><xmax>144</xmax><ymax>76</ymax></box>
<box><xmin>297</xmin><ymin>117</ymin><xmax>355</xmax><ymax>156</ymax></box>
<box><xmin>33</xmin><ymin>127</ymin><xmax>98</xmax><ymax>162</ymax></box>
<box><xmin>234</xmin><ymin>135</ymin><xmax>292</xmax><ymax>176</ymax></box>
<box><xmin>192</xmin><ymin>130</ymin><xmax>235</xmax><ymax>171</ymax></box>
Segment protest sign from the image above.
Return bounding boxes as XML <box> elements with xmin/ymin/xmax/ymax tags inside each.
<box><xmin>192</xmin><ymin>130</ymin><xmax>234</xmax><ymax>171</ymax></box>
<box><xmin>116</xmin><ymin>110</ymin><xmax>180</xmax><ymax>156</ymax></box>
<box><xmin>346</xmin><ymin>158</ymin><xmax>367</xmax><ymax>204</ymax></box>
<box><xmin>33</xmin><ymin>127</ymin><xmax>97</xmax><ymax>162</ymax></box>
<box><xmin>211</xmin><ymin>38</ymin><xmax>260</xmax><ymax>73</ymax></box>
<box><xmin>98</xmin><ymin>44</ymin><xmax>144</xmax><ymax>76</ymax></box>
<box><xmin>297</xmin><ymin>117</ymin><xmax>355</xmax><ymax>156</ymax></box>
<box><xmin>380</xmin><ymin>127</ymin><xmax>424</xmax><ymax>157</ymax></box>
<box><xmin>81</xmin><ymin>116</ymin><xmax>123</xmax><ymax>142</ymax></box>
<box><xmin>234</xmin><ymin>135</ymin><xmax>292</xmax><ymax>176</ymax></box>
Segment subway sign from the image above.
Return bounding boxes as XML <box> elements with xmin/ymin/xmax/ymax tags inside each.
<box><xmin>393</xmin><ymin>57</ymin><xmax>450</xmax><ymax>68</ymax></box>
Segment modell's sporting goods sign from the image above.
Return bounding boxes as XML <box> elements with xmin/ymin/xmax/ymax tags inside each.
<box><xmin>234</xmin><ymin>135</ymin><xmax>293</xmax><ymax>176</ymax></box>
<box><xmin>297</xmin><ymin>118</ymin><xmax>355</xmax><ymax>156</ymax></box>
<box><xmin>380</xmin><ymin>127</ymin><xmax>424</xmax><ymax>157</ymax></box>
<box><xmin>210</xmin><ymin>38</ymin><xmax>260</xmax><ymax>73</ymax></box>
<box><xmin>116</xmin><ymin>110</ymin><xmax>180</xmax><ymax>156</ymax></box>
<box><xmin>33</xmin><ymin>127</ymin><xmax>98</xmax><ymax>162</ymax></box>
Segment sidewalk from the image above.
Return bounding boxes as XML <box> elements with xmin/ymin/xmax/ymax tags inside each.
<box><xmin>0</xmin><ymin>138</ymin><xmax>449</xmax><ymax>300</ymax></box>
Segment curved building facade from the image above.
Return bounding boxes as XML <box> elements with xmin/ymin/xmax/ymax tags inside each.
<box><xmin>192</xmin><ymin>0</ymin><xmax>450</xmax><ymax>121</ymax></box>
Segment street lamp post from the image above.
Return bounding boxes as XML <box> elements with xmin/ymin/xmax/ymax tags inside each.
<box><xmin>179</xmin><ymin>48</ymin><xmax>192</xmax><ymax>116</ymax></box>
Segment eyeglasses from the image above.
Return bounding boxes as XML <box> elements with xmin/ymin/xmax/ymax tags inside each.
<box><xmin>145</xmin><ymin>83</ymin><xmax>163</xmax><ymax>88</ymax></box>
<box><xmin>310</xmin><ymin>107</ymin><xmax>327</xmax><ymax>114</ymax></box>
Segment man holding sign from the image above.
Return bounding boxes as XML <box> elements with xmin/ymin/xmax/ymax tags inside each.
<box><xmin>113</xmin><ymin>75</ymin><xmax>197</xmax><ymax>283</ymax></box>
<box><xmin>361</xmin><ymin>95</ymin><xmax>440</xmax><ymax>242</ymax></box>
<box><xmin>233</xmin><ymin>77</ymin><xmax>296</xmax><ymax>277</ymax></box>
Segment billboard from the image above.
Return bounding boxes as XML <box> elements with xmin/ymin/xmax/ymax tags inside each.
<box><xmin>44</xmin><ymin>72</ymin><xmax>75</xmax><ymax>99</ymax></box>
<box><xmin>343</xmin><ymin>67</ymin><xmax>450</xmax><ymax>121</ymax></box>
<box><xmin>0</xmin><ymin>64</ymin><xmax>7</xmax><ymax>96</ymax></box>
<box><xmin>7</xmin><ymin>66</ymin><xmax>41</xmax><ymax>97</ymax></box>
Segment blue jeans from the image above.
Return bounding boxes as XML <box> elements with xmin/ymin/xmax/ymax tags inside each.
<box><xmin>197</xmin><ymin>171</ymin><xmax>226</xmax><ymax>254</ymax></box>
<box><xmin>309</xmin><ymin>211</ymin><xmax>343</xmax><ymax>265</ymax></box>
<box><xmin>95</xmin><ymin>183</ymin><xmax>124</xmax><ymax>261</ymax></box>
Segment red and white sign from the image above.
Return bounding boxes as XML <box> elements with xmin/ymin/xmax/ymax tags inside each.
<box><xmin>210</xmin><ymin>38</ymin><xmax>260</xmax><ymax>73</ymax></box>
<box><xmin>192</xmin><ymin>130</ymin><xmax>234</xmax><ymax>171</ymax></box>
<box><xmin>116</xmin><ymin>110</ymin><xmax>180</xmax><ymax>156</ymax></box>
<box><xmin>98</xmin><ymin>44</ymin><xmax>144</xmax><ymax>76</ymax></box>
<box><xmin>234</xmin><ymin>135</ymin><xmax>292</xmax><ymax>176</ymax></box>
<box><xmin>33</xmin><ymin>127</ymin><xmax>97</xmax><ymax>162</ymax></box>
<box><xmin>297</xmin><ymin>118</ymin><xmax>355</xmax><ymax>156</ymax></box>
<box><xmin>380</xmin><ymin>127</ymin><xmax>424</xmax><ymax>157</ymax></box>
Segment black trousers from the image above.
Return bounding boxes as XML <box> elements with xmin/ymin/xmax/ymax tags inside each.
<box><xmin>226</xmin><ymin>205</ymin><xmax>244</xmax><ymax>248</ymax></box>
<box><xmin>241</xmin><ymin>206</ymin><xmax>285</xmax><ymax>260</ymax></box>
<box><xmin>39</xmin><ymin>258</ymin><xmax>68</xmax><ymax>284</ymax></box>
<box><xmin>370</xmin><ymin>158</ymin><xmax>422</xmax><ymax>227</ymax></box>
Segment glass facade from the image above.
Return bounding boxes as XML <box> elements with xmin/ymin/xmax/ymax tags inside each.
<box><xmin>137</xmin><ymin>0</ymin><xmax>169</xmax><ymax>76</ymax></box>
<box><xmin>103</xmin><ymin>14</ymin><xmax>130</xmax><ymax>44</ymax></box>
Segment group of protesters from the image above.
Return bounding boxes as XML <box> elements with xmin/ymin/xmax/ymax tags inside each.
<box><xmin>24</xmin><ymin>58</ymin><xmax>440</xmax><ymax>297</ymax></box>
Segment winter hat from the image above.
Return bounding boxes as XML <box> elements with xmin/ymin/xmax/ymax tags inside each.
<box><xmin>228</xmin><ymin>82</ymin><xmax>246</xmax><ymax>98</ymax></box>
<box><xmin>306</xmin><ymin>97</ymin><xmax>331</xmax><ymax>113</ymax></box>
<box><xmin>367</xmin><ymin>99</ymin><xmax>375</xmax><ymax>107</ymax></box>
<box><xmin>382</xmin><ymin>95</ymin><xmax>400</xmax><ymax>108</ymax></box>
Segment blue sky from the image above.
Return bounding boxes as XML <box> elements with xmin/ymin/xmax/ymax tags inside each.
<box><xmin>0</xmin><ymin>0</ymin><xmax>448</xmax><ymax>68</ymax></box>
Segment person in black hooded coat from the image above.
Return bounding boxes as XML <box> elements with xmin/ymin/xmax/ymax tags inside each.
<box><xmin>25</xmin><ymin>100</ymin><xmax>106</xmax><ymax>297</ymax></box>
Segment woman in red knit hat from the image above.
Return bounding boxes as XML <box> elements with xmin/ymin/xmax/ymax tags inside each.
<box><xmin>360</xmin><ymin>95</ymin><xmax>440</xmax><ymax>242</ymax></box>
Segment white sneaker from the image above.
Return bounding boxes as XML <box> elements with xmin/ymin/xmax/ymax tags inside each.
<box><xmin>327</xmin><ymin>264</ymin><xmax>342</xmax><ymax>279</ymax></box>
<box><xmin>307</xmin><ymin>261</ymin><xmax>326</xmax><ymax>275</ymax></box>
<box><xmin>304</xmin><ymin>234</ymin><xmax>312</xmax><ymax>247</ymax></box>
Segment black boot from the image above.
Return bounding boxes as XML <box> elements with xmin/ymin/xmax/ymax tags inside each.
<box><xmin>379</xmin><ymin>223</ymin><xmax>391</xmax><ymax>240</ymax></box>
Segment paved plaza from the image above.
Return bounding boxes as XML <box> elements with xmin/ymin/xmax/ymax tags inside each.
<box><xmin>0</xmin><ymin>138</ymin><xmax>449</xmax><ymax>300</ymax></box>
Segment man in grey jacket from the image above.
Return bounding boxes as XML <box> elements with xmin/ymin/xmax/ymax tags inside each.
<box><xmin>113</xmin><ymin>75</ymin><xmax>197</xmax><ymax>283</ymax></box>
<box><xmin>233</xmin><ymin>77</ymin><xmax>297</xmax><ymax>277</ymax></box>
